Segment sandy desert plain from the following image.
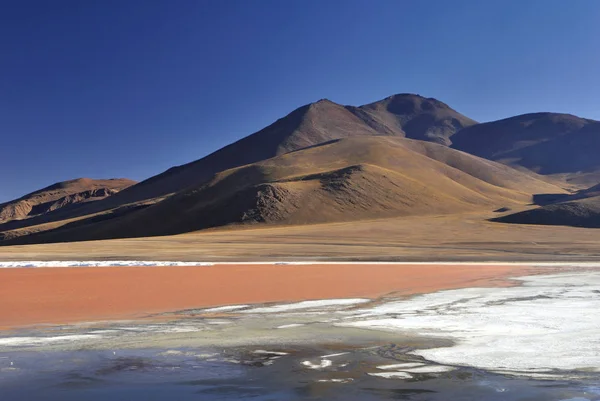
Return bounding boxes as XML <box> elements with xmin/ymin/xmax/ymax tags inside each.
<box><xmin>1</xmin><ymin>212</ymin><xmax>600</xmax><ymax>400</ymax></box>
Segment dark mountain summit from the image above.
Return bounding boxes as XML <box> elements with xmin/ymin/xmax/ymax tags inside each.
<box><xmin>451</xmin><ymin>113</ymin><xmax>600</xmax><ymax>177</ymax></box>
<box><xmin>349</xmin><ymin>93</ymin><xmax>478</xmax><ymax>145</ymax></box>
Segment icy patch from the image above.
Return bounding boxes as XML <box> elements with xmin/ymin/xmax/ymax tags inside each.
<box><xmin>117</xmin><ymin>324</ymin><xmax>203</xmax><ymax>334</ymax></box>
<box><xmin>0</xmin><ymin>334</ymin><xmax>101</xmax><ymax>347</ymax></box>
<box><xmin>317</xmin><ymin>378</ymin><xmax>354</xmax><ymax>383</ymax></box>
<box><xmin>377</xmin><ymin>363</ymin><xmax>424</xmax><ymax>370</ymax></box>
<box><xmin>88</xmin><ymin>330</ymin><xmax>120</xmax><ymax>335</ymax></box>
<box><xmin>368</xmin><ymin>371</ymin><xmax>413</xmax><ymax>379</ymax></box>
<box><xmin>321</xmin><ymin>352</ymin><xmax>348</xmax><ymax>358</ymax></box>
<box><xmin>340</xmin><ymin>271</ymin><xmax>600</xmax><ymax>377</ymax></box>
<box><xmin>276</xmin><ymin>323</ymin><xmax>305</xmax><ymax>329</ymax></box>
<box><xmin>158</xmin><ymin>326</ymin><xmax>199</xmax><ymax>333</ymax></box>
<box><xmin>243</xmin><ymin>299</ymin><xmax>369</xmax><ymax>314</ymax></box>
<box><xmin>194</xmin><ymin>353</ymin><xmax>219</xmax><ymax>359</ymax></box>
<box><xmin>158</xmin><ymin>350</ymin><xmax>187</xmax><ymax>356</ymax></box>
<box><xmin>252</xmin><ymin>350</ymin><xmax>288</xmax><ymax>356</ymax></box>
<box><xmin>374</xmin><ymin>362</ymin><xmax>453</xmax><ymax>374</ymax></box>
<box><xmin>202</xmin><ymin>305</ymin><xmax>249</xmax><ymax>313</ymax></box>
<box><xmin>302</xmin><ymin>360</ymin><xmax>333</xmax><ymax>370</ymax></box>
<box><xmin>0</xmin><ymin>261</ymin><xmax>213</xmax><ymax>268</ymax></box>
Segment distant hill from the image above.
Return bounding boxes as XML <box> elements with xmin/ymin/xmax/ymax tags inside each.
<box><xmin>5</xmin><ymin>136</ymin><xmax>566</xmax><ymax>244</ymax></box>
<box><xmin>493</xmin><ymin>195</ymin><xmax>600</xmax><ymax>229</ymax></box>
<box><xmin>493</xmin><ymin>181</ymin><xmax>600</xmax><ymax>228</ymax></box>
<box><xmin>451</xmin><ymin>113</ymin><xmax>600</xmax><ymax>184</ymax></box>
<box><xmin>0</xmin><ymin>178</ymin><xmax>135</xmax><ymax>224</ymax></box>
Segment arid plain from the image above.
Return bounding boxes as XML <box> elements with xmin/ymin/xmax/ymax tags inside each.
<box><xmin>2</xmin><ymin>211</ymin><xmax>599</xmax><ymax>262</ymax></box>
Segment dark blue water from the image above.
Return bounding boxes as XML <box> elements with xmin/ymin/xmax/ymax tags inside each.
<box><xmin>1</xmin><ymin>348</ymin><xmax>598</xmax><ymax>401</ymax></box>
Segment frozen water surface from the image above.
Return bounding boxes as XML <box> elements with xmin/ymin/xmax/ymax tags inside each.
<box><xmin>341</xmin><ymin>271</ymin><xmax>600</xmax><ymax>375</ymax></box>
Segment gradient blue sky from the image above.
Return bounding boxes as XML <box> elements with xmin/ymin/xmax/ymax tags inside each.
<box><xmin>1</xmin><ymin>0</ymin><xmax>599</xmax><ymax>202</ymax></box>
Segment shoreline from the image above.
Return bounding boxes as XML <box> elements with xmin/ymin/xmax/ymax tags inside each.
<box><xmin>2</xmin><ymin>260</ymin><xmax>600</xmax><ymax>268</ymax></box>
<box><xmin>0</xmin><ymin>262</ymin><xmax>552</xmax><ymax>330</ymax></box>
<box><xmin>2</xmin><ymin>268</ymin><xmax>598</xmax><ymax>400</ymax></box>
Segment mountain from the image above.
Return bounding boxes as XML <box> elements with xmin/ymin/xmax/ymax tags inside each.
<box><xmin>0</xmin><ymin>94</ymin><xmax>477</xmax><ymax>228</ymax></box>
<box><xmin>451</xmin><ymin>113</ymin><xmax>600</xmax><ymax>184</ymax></box>
<box><xmin>349</xmin><ymin>94</ymin><xmax>477</xmax><ymax>146</ymax></box>
<box><xmin>3</xmin><ymin>94</ymin><xmax>480</xmax><ymax>243</ymax></box>
<box><xmin>5</xmin><ymin>136</ymin><xmax>566</xmax><ymax>244</ymax></box>
<box><xmin>0</xmin><ymin>178</ymin><xmax>135</xmax><ymax>224</ymax></box>
<box><xmin>95</xmin><ymin>94</ymin><xmax>476</xmax><ymax>209</ymax></box>
<box><xmin>10</xmin><ymin>92</ymin><xmax>600</xmax><ymax>244</ymax></box>
<box><xmin>82</xmin><ymin>99</ymin><xmax>380</xmax><ymax>210</ymax></box>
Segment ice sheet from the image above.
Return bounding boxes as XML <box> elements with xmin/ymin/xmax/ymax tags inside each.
<box><xmin>368</xmin><ymin>371</ymin><xmax>413</xmax><ymax>379</ymax></box>
<box><xmin>340</xmin><ymin>271</ymin><xmax>600</xmax><ymax>376</ymax></box>
<box><xmin>0</xmin><ymin>334</ymin><xmax>101</xmax><ymax>346</ymax></box>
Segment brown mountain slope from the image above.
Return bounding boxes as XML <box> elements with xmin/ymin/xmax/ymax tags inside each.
<box><xmin>94</xmin><ymin>94</ymin><xmax>477</xmax><ymax>210</ymax></box>
<box><xmin>6</xmin><ymin>136</ymin><xmax>566</xmax><ymax>244</ymax></box>
<box><xmin>0</xmin><ymin>178</ymin><xmax>135</xmax><ymax>223</ymax></box>
<box><xmin>451</xmin><ymin>113</ymin><xmax>600</xmax><ymax>182</ymax></box>
<box><xmin>5</xmin><ymin>94</ymin><xmax>479</xmax><ymax>234</ymax></box>
<box><xmin>92</xmin><ymin>99</ymin><xmax>382</xmax><ymax>209</ymax></box>
<box><xmin>348</xmin><ymin>94</ymin><xmax>477</xmax><ymax>146</ymax></box>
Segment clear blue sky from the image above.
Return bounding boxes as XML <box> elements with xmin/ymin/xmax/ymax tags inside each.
<box><xmin>1</xmin><ymin>0</ymin><xmax>599</xmax><ymax>202</ymax></box>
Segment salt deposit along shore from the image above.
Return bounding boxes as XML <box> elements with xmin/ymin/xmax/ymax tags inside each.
<box><xmin>1</xmin><ymin>263</ymin><xmax>600</xmax><ymax>400</ymax></box>
<box><xmin>0</xmin><ymin>267</ymin><xmax>599</xmax><ymax>381</ymax></box>
<box><xmin>339</xmin><ymin>270</ymin><xmax>600</xmax><ymax>378</ymax></box>
<box><xmin>0</xmin><ymin>261</ymin><xmax>597</xmax><ymax>378</ymax></box>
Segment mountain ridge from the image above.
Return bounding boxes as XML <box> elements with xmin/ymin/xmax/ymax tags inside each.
<box><xmin>3</xmin><ymin>136</ymin><xmax>567</xmax><ymax>244</ymax></box>
<box><xmin>3</xmin><ymin>91</ymin><xmax>600</xmax><ymax>244</ymax></box>
<box><xmin>451</xmin><ymin>112</ymin><xmax>600</xmax><ymax>180</ymax></box>
<box><xmin>0</xmin><ymin>178</ymin><xmax>135</xmax><ymax>223</ymax></box>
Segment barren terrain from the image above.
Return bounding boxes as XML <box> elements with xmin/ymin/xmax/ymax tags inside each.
<box><xmin>1</xmin><ymin>211</ymin><xmax>599</xmax><ymax>262</ymax></box>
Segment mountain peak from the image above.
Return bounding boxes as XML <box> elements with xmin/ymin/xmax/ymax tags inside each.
<box><xmin>377</xmin><ymin>93</ymin><xmax>452</xmax><ymax>111</ymax></box>
<box><xmin>352</xmin><ymin>93</ymin><xmax>477</xmax><ymax>145</ymax></box>
<box><xmin>384</xmin><ymin>92</ymin><xmax>428</xmax><ymax>100</ymax></box>
<box><xmin>307</xmin><ymin>98</ymin><xmax>338</xmax><ymax>109</ymax></box>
